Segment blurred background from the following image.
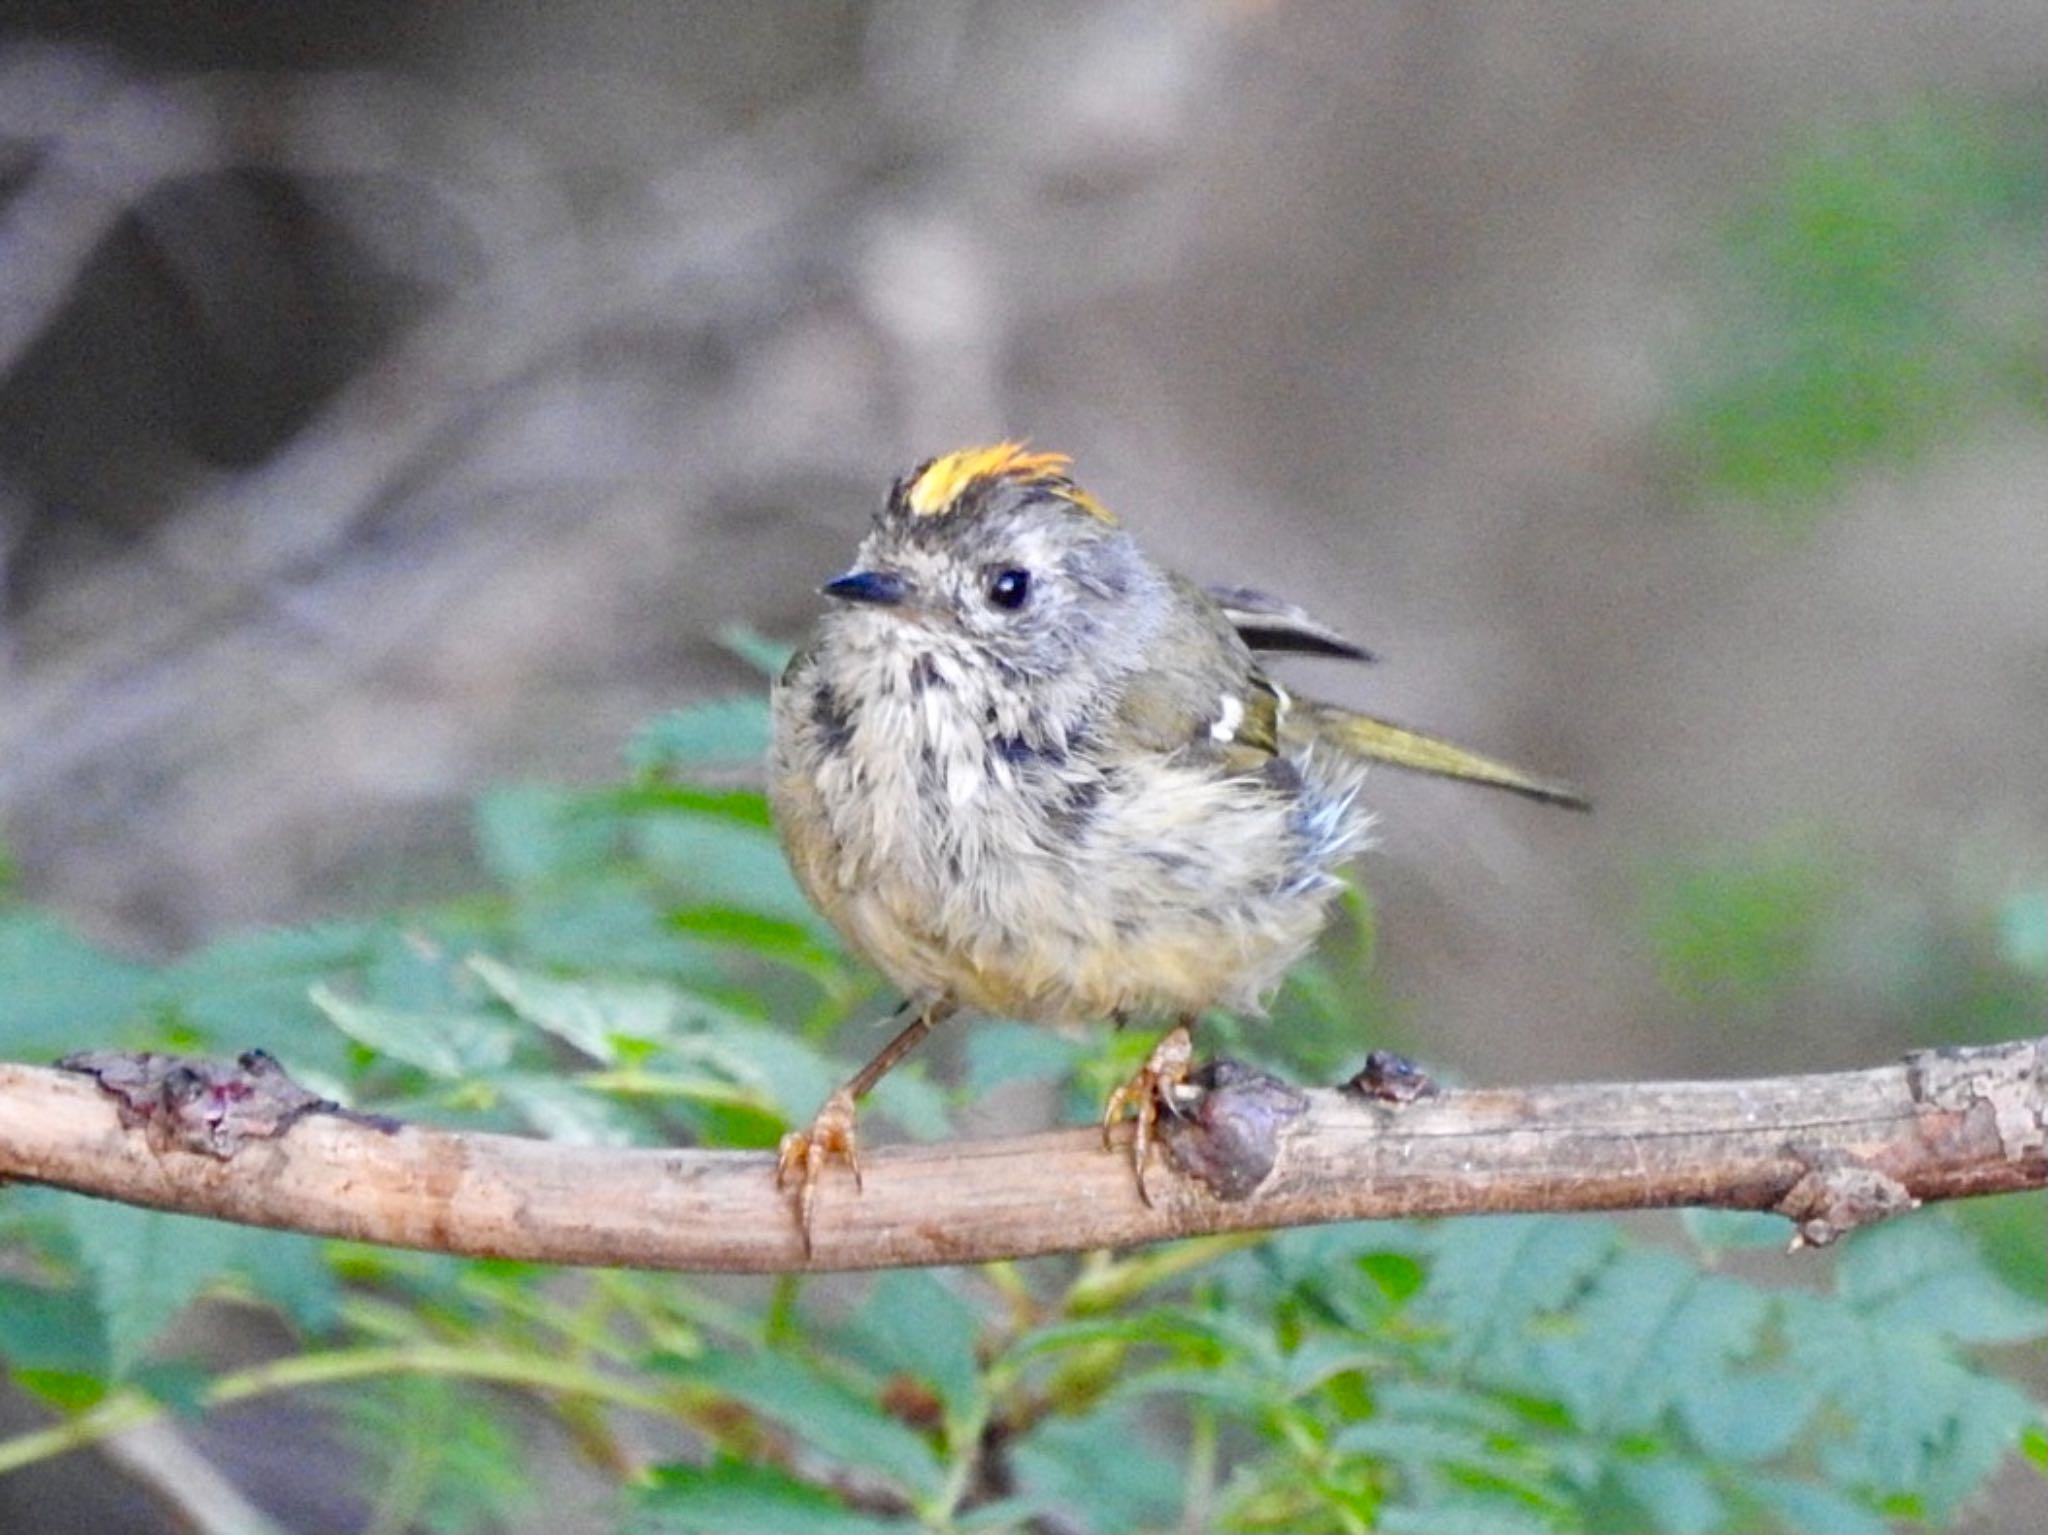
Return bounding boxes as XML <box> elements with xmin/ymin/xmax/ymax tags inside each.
<box><xmin>4</xmin><ymin>1</ymin><xmax>2044</xmax><ymax>1080</ymax></box>
<box><xmin>0</xmin><ymin>1</ymin><xmax>2044</xmax><ymax>1527</ymax></box>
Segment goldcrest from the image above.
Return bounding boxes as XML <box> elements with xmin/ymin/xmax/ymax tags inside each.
<box><xmin>768</xmin><ymin>444</ymin><xmax>1585</xmax><ymax>1243</ymax></box>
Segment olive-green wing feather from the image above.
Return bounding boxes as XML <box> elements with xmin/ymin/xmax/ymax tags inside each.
<box><xmin>1111</xmin><ymin>662</ymin><xmax>1289</xmax><ymax>775</ymax></box>
<box><xmin>1297</xmin><ymin>701</ymin><xmax>1590</xmax><ymax>810</ymax></box>
<box><xmin>1107</xmin><ymin>596</ymin><xmax>1293</xmax><ymax>777</ymax></box>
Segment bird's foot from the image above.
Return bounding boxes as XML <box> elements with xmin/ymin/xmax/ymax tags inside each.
<box><xmin>776</xmin><ymin>1086</ymin><xmax>861</xmax><ymax>1254</ymax></box>
<box><xmin>1100</xmin><ymin>1022</ymin><xmax>1196</xmax><ymax>1205</ymax></box>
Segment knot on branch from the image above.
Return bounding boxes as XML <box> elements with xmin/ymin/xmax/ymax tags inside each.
<box><xmin>1160</xmin><ymin>1058</ymin><xmax>1307</xmax><ymax>1200</ymax></box>
<box><xmin>1775</xmin><ymin>1150</ymin><xmax>1918</xmax><ymax>1250</ymax></box>
<box><xmin>58</xmin><ymin>1049</ymin><xmax>391</xmax><ymax>1158</ymax></box>
<box><xmin>1904</xmin><ymin>1036</ymin><xmax>2048</xmax><ymax>1163</ymax></box>
<box><xmin>1340</xmin><ymin>1049</ymin><xmax>1439</xmax><ymax>1105</ymax></box>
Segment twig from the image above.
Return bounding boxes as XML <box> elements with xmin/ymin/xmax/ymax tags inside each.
<box><xmin>2</xmin><ymin>1038</ymin><xmax>2043</xmax><ymax>1274</ymax></box>
<box><xmin>98</xmin><ymin>1422</ymin><xmax>290</xmax><ymax>1535</ymax></box>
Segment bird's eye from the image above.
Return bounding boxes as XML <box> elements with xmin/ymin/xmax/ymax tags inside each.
<box><xmin>986</xmin><ymin>567</ymin><xmax>1032</xmax><ymax>610</ymax></box>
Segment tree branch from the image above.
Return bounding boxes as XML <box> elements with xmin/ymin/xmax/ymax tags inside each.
<box><xmin>2</xmin><ymin>1038</ymin><xmax>2043</xmax><ymax>1274</ymax></box>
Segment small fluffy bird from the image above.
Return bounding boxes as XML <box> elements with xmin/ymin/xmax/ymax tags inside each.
<box><xmin>769</xmin><ymin>445</ymin><xmax>1585</xmax><ymax>1241</ymax></box>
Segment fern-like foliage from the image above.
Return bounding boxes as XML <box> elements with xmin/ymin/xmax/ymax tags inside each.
<box><xmin>0</xmin><ymin>691</ymin><xmax>2042</xmax><ymax>1533</ymax></box>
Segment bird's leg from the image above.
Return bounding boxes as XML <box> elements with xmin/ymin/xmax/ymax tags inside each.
<box><xmin>1100</xmin><ymin>1016</ymin><xmax>1197</xmax><ymax>1205</ymax></box>
<box><xmin>776</xmin><ymin>997</ymin><xmax>955</xmax><ymax>1251</ymax></box>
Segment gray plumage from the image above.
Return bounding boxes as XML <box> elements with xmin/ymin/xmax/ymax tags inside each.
<box><xmin>771</xmin><ymin>455</ymin><xmax>1370</xmax><ymax>1025</ymax></box>
<box><xmin>766</xmin><ymin>445</ymin><xmax>1583</xmax><ymax>1234</ymax></box>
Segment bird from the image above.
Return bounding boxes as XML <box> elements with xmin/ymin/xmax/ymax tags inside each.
<box><xmin>767</xmin><ymin>443</ymin><xmax>1586</xmax><ymax>1244</ymax></box>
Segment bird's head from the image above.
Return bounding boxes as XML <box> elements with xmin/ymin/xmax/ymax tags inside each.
<box><xmin>820</xmin><ymin>443</ymin><xmax>1164</xmax><ymax>681</ymax></box>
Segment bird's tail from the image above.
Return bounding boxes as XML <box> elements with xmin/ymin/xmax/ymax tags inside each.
<box><xmin>1302</xmin><ymin>702</ymin><xmax>1590</xmax><ymax>810</ymax></box>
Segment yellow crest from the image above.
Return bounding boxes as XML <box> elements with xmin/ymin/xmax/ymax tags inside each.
<box><xmin>900</xmin><ymin>442</ymin><xmax>1114</xmax><ymax>524</ymax></box>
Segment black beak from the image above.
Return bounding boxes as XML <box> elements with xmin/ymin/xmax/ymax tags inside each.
<box><xmin>823</xmin><ymin>569</ymin><xmax>911</xmax><ymax>607</ymax></box>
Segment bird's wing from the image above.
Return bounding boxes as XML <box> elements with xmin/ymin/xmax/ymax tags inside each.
<box><xmin>1105</xmin><ymin>581</ymin><xmax>1296</xmax><ymax>776</ymax></box>
<box><xmin>1111</xmin><ymin>660</ymin><xmax>1291</xmax><ymax>776</ymax></box>
<box><xmin>1205</xmin><ymin>585</ymin><xmax>1375</xmax><ymax>662</ymax></box>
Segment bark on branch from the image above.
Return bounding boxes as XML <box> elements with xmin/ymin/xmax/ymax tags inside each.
<box><xmin>2</xmin><ymin>1038</ymin><xmax>2044</xmax><ymax>1274</ymax></box>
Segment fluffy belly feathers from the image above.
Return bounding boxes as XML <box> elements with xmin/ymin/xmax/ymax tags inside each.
<box><xmin>773</xmin><ymin>668</ymin><xmax>1358</xmax><ymax>1023</ymax></box>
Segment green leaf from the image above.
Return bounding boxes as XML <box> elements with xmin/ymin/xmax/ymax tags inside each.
<box><xmin>339</xmin><ymin>1374</ymin><xmax>531</xmax><ymax>1535</ymax></box>
<box><xmin>310</xmin><ymin>984</ymin><xmax>516</xmax><ymax>1079</ymax></box>
<box><xmin>1332</xmin><ymin>1416</ymin><xmax>1496</xmax><ymax>1468</ymax></box>
<box><xmin>0</xmin><ymin>912</ymin><xmax>155</xmax><ymax>1056</ymax></box>
<box><xmin>1999</xmin><ymin>889</ymin><xmax>2048</xmax><ymax>973</ymax></box>
<box><xmin>230</xmin><ymin>1228</ymin><xmax>342</xmax><ymax>1333</ymax></box>
<box><xmin>0</xmin><ymin>1277</ymin><xmax>108</xmax><ymax>1376</ymax></box>
<box><xmin>1111</xmin><ymin>1361</ymin><xmax>1278</xmax><ymax>1415</ymax></box>
<box><xmin>1925</xmin><ymin>1383</ymin><xmax>2039</xmax><ymax>1514</ymax></box>
<box><xmin>846</xmin><ymin>1271</ymin><xmax>984</xmax><ymax>1424</ymax></box>
<box><xmin>669</xmin><ymin>907</ymin><xmax>840</xmax><ymax>979</ymax></box>
<box><xmin>158</xmin><ymin>921</ymin><xmax>377</xmax><ymax>1058</ymax></box>
<box><xmin>1959</xmin><ymin>1190</ymin><xmax>2048</xmax><ymax>1302</ymax></box>
<box><xmin>686</xmin><ymin>1349</ymin><xmax>942</xmax><ymax>1499</ymax></box>
<box><xmin>635</xmin><ymin>817</ymin><xmax>817</xmax><ymax>926</ymax></box>
<box><xmin>867</xmin><ymin>1060</ymin><xmax>951</xmax><ymax>1141</ymax></box>
<box><xmin>1837</xmin><ymin>1214</ymin><xmax>2048</xmax><ymax>1344</ymax></box>
<box><xmin>1009</xmin><ymin>1403</ymin><xmax>1182</xmax><ymax>1535</ymax></box>
<box><xmin>630</xmin><ymin>1459</ymin><xmax>910</xmax><ymax>1535</ymax></box>
<box><xmin>506</xmin><ymin>878</ymin><xmax>725</xmax><ymax>978</ymax></box>
<box><xmin>361</xmin><ymin>927</ymin><xmax>472</xmax><ymax>1011</ymax></box>
<box><xmin>162</xmin><ymin>922</ymin><xmax>375</xmax><ymax>993</ymax></box>
<box><xmin>1247</xmin><ymin>1219</ymin><xmax>1430</xmax><ymax>1304</ymax></box>
<box><xmin>1379</xmin><ymin>1500</ymin><xmax>1556</xmax><ymax>1535</ymax></box>
<box><xmin>1785</xmin><ymin>1300</ymin><xmax>1945</xmax><ymax>1493</ymax></box>
<box><xmin>131</xmin><ymin>1360</ymin><xmax>212</xmax><ymax>1417</ymax></box>
<box><xmin>1370</xmin><ymin>1382</ymin><xmax>1528</xmax><ymax>1440</ymax></box>
<box><xmin>1912</xmin><ymin>1372</ymin><xmax>2044</xmax><ymax>1522</ymax></box>
<box><xmin>1009</xmin><ymin>1309</ymin><xmax>1250</xmax><ymax>1368</ymax></box>
<box><xmin>1281</xmin><ymin>1336</ymin><xmax>1385</xmax><ymax>1399</ymax></box>
<box><xmin>626</xmin><ymin>697</ymin><xmax>772</xmax><ymax>774</ymax></box>
<box><xmin>58</xmin><ymin>1203</ymin><xmax>249</xmax><ymax>1376</ymax></box>
<box><xmin>2021</xmin><ymin>1422</ymin><xmax>2048</xmax><ymax>1472</ymax></box>
<box><xmin>1749</xmin><ymin>1476</ymin><xmax>1887</xmax><ymax>1535</ymax></box>
<box><xmin>603</xmin><ymin>783</ymin><xmax>775</xmax><ymax>829</ymax></box>
<box><xmin>465</xmin><ymin>955</ymin><xmax>682</xmax><ymax>1062</ymax></box>
<box><xmin>1423</xmin><ymin>1215</ymin><xmax>1617</xmax><ymax>1371</ymax></box>
<box><xmin>1678</xmin><ymin>1367</ymin><xmax>1819</xmax><ymax>1465</ymax></box>
<box><xmin>671</xmin><ymin>1015</ymin><xmax>830</xmax><ymax>1123</ymax></box>
<box><xmin>492</xmin><ymin>1073</ymin><xmax>647</xmax><ymax>1145</ymax></box>
<box><xmin>11</xmin><ymin>1370</ymin><xmax>110</xmax><ymax>1411</ymax></box>
<box><xmin>1534</xmin><ymin>1249</ymin><xmax>1766</xmax><ymax>1437</ymax></box>
<box><xmin>1613</xmin><ymin>1454</ymin><xmax>1724</xmax><ymax>1535</ymax></box>
<box><xmin>591</xmin><ymin>1007</ymin><xmax>901</xmax><ymax>1139</ymax></box>
<box><xmin>718</xmin><ymin>625</ymin><xmax>796</xmax><ymax>678</ymax></box>
<box><xmin>1784</xmin><ymin>1293</ymin><xmax>2038</xmax><ymax>1516</ymax></box>
<box><xmin>474</xmin><ymin>783</ymin><xmax>617</xmax><ymax>885</ymax></box>
<box><xmin>1358</xmin><ymin>1250</ymin><xmax>1429</xmax><ymax>1306</ymax></box>
<box><xmin>955</xmin><ymin>1497</ymin><xmax>1058</xmax><ymax>1531</ymax></box>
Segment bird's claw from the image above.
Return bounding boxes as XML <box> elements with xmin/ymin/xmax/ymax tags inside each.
<box><xmin>1100</xmin><ymin>1022</ymin><xmax>1195</xmax><ymax>1205</ymax></box>
<box><xmin>776</xmin><ymin>1086</ymin><xmax>861</xmax><ymax>1254</ymax></box>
